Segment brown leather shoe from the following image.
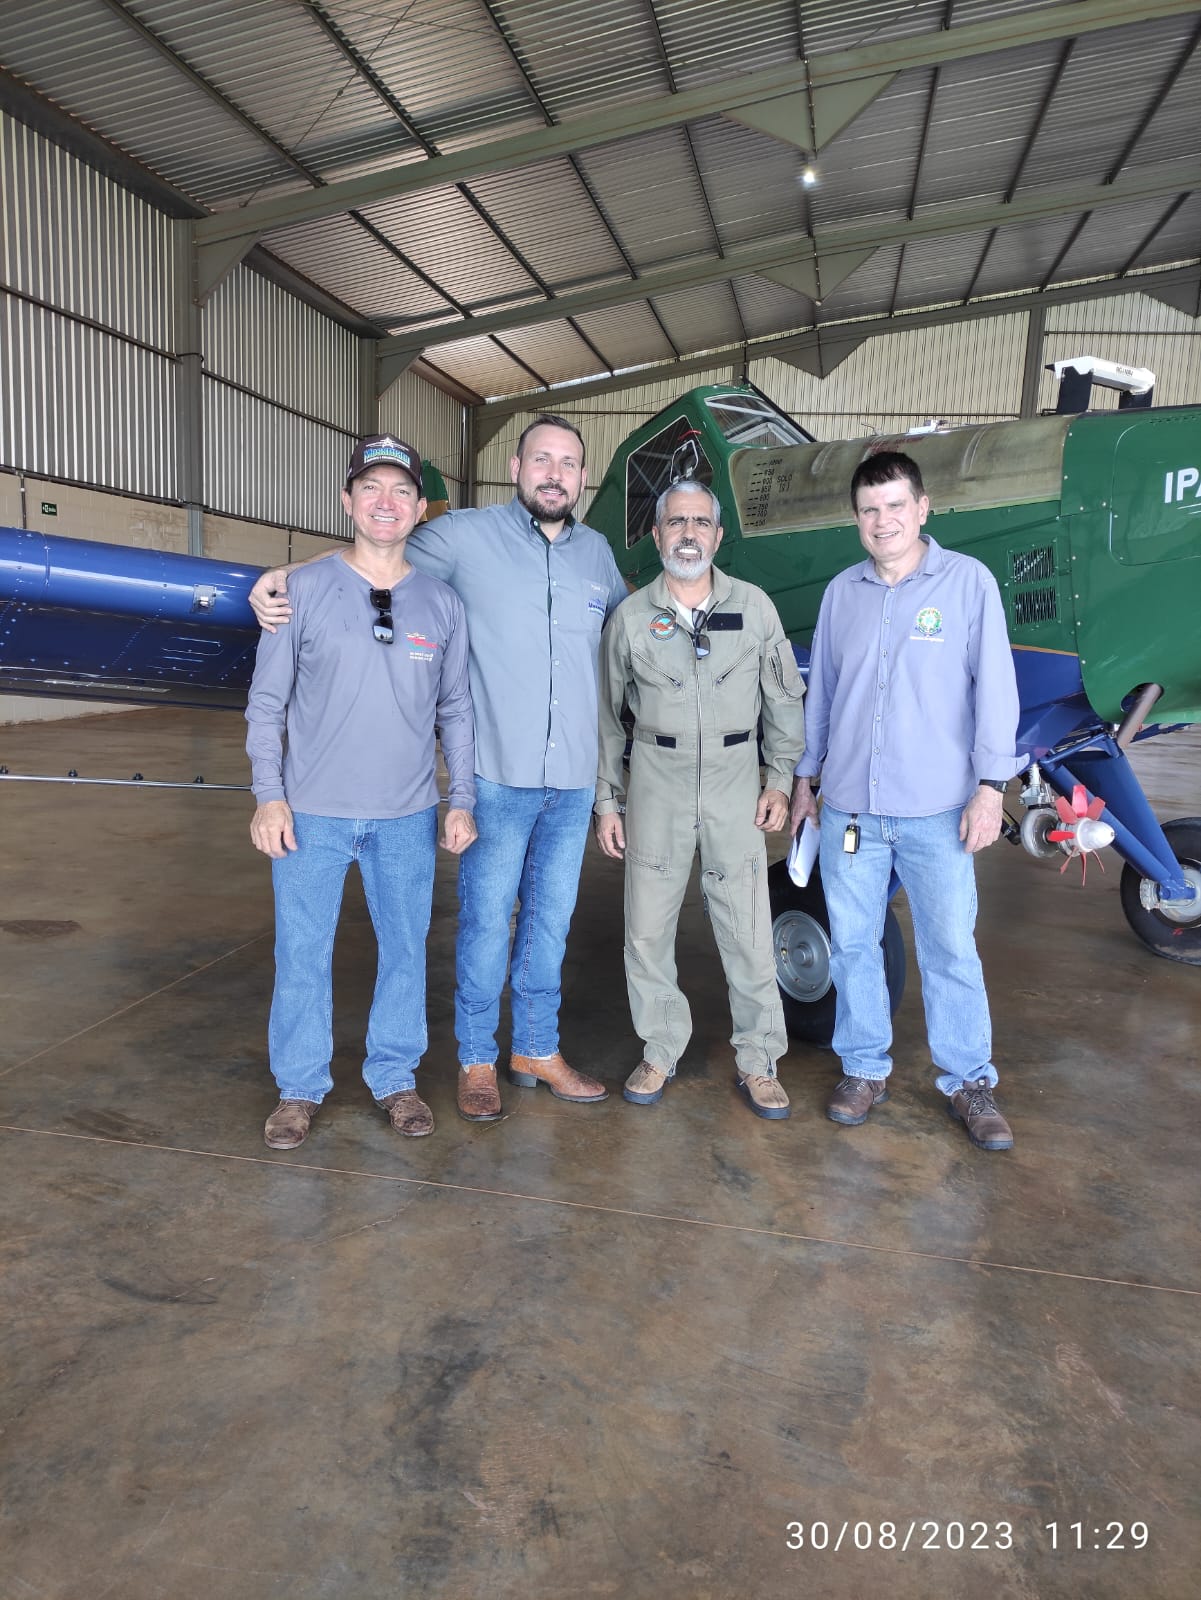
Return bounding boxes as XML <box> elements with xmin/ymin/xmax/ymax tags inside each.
<box><xmin>264</xmin><ymin>1098</ymin><xmax>319</xmax><ymax>1150</ymax></box>
<box><xmin>509</xmin><ymin>1052</ymin><xmax>608</xmax><ymax>1103</ymax></box>
<box><xmin>736</xmin><ymin>1073</ymin><xmax>791</xmax><ymax>1120</ymax></box>
<box><xmin>826</xmin><ymin>1075</ymin><xmax>889</xmax><ymax>1126</ymax></box>
<box><xmin>457</xmin><ymin>1062</ymin><xmax>502</xmax><ymax>1122</ymax></box>
<box><xmin>377</xmin><ymin>1088</ymin><xmax>434</xmax><ymax>1137</ymax></box>
<box><xmin>948</xmin><ymin>1079</ymin><xmax>1013</xmax><ymax>1151</ymax></box>
<box><xmin>623</xmin><ymin>1060</ymin><xmax>670</xmax><ymax>1105</ymax></box>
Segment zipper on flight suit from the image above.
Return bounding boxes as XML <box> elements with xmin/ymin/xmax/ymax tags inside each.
<box><xmin>692</xmin><ymin>644</ymin><xmax>704</xmax><ymax>832</ymax></box>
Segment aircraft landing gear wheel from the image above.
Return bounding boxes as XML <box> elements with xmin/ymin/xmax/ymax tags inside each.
<box><xmin>768</xmin><ymin>859</ymin><xmax>907</xmax><ymax>1046</ymax></box>
<box><xmin>1020</xmin><ymin>805</ymin><xmax>1062</xmax><ymax>860</ymax></box>
<box><xmin>1119</xmin><ymin>817</ymin><xmax>1201</xmax><ymax>967</ymax></box>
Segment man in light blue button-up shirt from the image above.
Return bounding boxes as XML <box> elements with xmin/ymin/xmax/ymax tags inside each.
<box><xmin>790</xmin><ymin>451</ymin><xmax>1020</xmax><ymax>1151</ymax></box>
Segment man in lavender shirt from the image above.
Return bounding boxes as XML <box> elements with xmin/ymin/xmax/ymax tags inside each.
<box><xmin>789</xmin><ymin>451</ymin><xmax>1020</xmax><ymax>1150</ymax></box>
<box><xmin>247</xmin><ymin>437</ymin><xmax>476</xmax><ymax>1152</ymax></box>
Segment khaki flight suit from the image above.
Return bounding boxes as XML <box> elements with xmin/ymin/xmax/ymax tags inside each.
<box><xmin>596</xmin><ymin>567</ymin><xmax>806</xmax><ymax>1076</ymax></box>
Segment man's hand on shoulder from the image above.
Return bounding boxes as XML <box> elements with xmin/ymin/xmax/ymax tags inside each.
<box><xmin>440</xmin><ymin>808</ymin><xmax>477</xmax><ymax>855</ymax></box>
<box><xmin>251</xmin><ymin>800</ymin><xmax>297</xmax><ymax>858</ymax></box>
<box><xmin>789</xmin><ymin>776</ymin><xmax>819</xmax><ymax>835</ymax></box>
<box><xmin>594</xmin><ymin>812</ymin><xmax>625</xmax><ymax>860</ymax></box>
<box><xmin>960</xmin><ymin>785</ymin><xmax>1004</xmax><ymax>853</ymax></box>
<box><xmin>249</xmin><ymin>567</ymin><xmax>295</xmax><ymax>633</ymax></box>
<box><xmin>249</xmin><ymin>549</ymin><xmax>336</xmax><ymax>631</ymax></box>
<box><xmin>755</xmin><ymin>788</ymin><xmax>790</xmax><ymax>832</ymax></box>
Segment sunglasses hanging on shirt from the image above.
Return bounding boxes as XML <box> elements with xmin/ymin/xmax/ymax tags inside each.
<box><xmin>370</xmin><ymin>587</ymin><xmax>394</xmax><ymax>644</ymax></box>
<box><xmin>691</xmin><ymin>607</ymin><xmax>710</xmax><ymax>660</ymax></box>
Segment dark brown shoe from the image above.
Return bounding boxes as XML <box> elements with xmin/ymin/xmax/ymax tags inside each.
<box><xmin>509</xmin><ymin>1052</ymin><xmax>608</xmax><ymax>1103</ymax></box>
<box><xmin>377</xmin><ymin>1088</ymin><xmax>434</xmax><ymax>1137</ymax></box>
<box><xmin>948</xmin><ymin>1079</ymin><xmax>1013</xmax><ymax>1151</ymax></box>
<box><xmin>457</xmin><ymin>1062</ymin><xmax>502</xmax><ymax>1122</ymax></box>
<box><xmin>264</xmin><ymin>1098</ymin><xmax>319</xmax><ymax>1150</ymax></box>
<box><xmin>826</xmin><ymin>1076</ymin><xmax>889</xmax><ymax>1126</ymax></box>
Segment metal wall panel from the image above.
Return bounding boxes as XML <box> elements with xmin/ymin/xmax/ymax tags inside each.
<box><xmin>1040</xmin><ymin>292</ymin><xmax>1201</xmax><ymax>409</ymax></box>
<box><xmin>379</xmin><ymin>367</ymin><xmax>466</xmax><ymax>506</ymax></box>
<box><xmin>1</xmin><ymin>293</ymin><xmax>177</xmax><ymax>496</ymax></box>
<box><xmin>752</xmin><ymin>314</ymin><xmax>1028</xmax><ymax>437</ymax></box>
<box><xmin>203</xmin><ymin>266</ymin><xmax>359</xmax><ymax>429</ymax></box>
<box><xmin>203</xmin><ymin>378</ymin><xmax>350</xmax><ymax>535</ymax></box>
<box><xmin>1</xmin><ymin>111</ymin><xmax>175</xmax><ymax>348</ymax></box>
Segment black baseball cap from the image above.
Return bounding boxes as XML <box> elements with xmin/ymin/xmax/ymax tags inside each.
<box><xmin>345</xmin><ymin>435</ymin><xmax>424</xmax><ymax>495</ymax></box>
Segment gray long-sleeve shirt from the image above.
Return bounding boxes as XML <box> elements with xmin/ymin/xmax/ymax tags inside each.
<box><xmin>245</xmin><ymin>554</ymin><xmax>474</xmax><ymax>818</ymax></box>
<box><xmin>406</xmin><ymin>498</ymin><xmax>628</xmax><ymax>790</ymax></box>
<box><xmin>796</xmin><ymin>535</ymin><xmax>1020</xmax><ymax>816</ymax></box>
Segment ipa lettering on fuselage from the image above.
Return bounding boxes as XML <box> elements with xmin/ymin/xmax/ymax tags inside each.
<box><xmin>1165</xmin><ymin>468</ymin><xmax>1201</xmax><ymax>502</ymax></box>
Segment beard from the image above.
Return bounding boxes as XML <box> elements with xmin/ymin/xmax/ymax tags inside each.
<box><xmin>517</xmin><ymin>479</ymin><xmax>580</xmax><ymax>523</ymax></box>
<box><xmin>661</xmin><ymin>539</ymin><xmax>713</xmax><ymax>581</ymax></box>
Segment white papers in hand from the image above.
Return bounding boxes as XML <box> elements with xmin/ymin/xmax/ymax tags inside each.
<box><xmin>786</xmin><ymin>818</ymin><xmax>821</xmax><ymax>887</ymax></box>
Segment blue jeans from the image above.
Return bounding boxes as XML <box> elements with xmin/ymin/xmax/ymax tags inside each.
<box><xmin>268</xmin><ymin>808</ymin><xmax>437</xmax><ymax>1103</ymax></box>
<box><xmin>455</xmin><ymin>779</ymin><xmax>593</xmax><ymax>1065</ymax></box>
<box><xmin>819</xmin><ymin>805</ymin><xmax>997</xmax><ymax>1095</ymax></box>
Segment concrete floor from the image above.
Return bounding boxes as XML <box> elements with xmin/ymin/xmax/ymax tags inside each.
<box><xmin>0</xmin><ymin>708</ymin><xmax>1197</xmax><ymax>1600</ymax></box>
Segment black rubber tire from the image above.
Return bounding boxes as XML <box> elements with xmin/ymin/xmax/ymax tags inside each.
<box><xmin>1118</xmin><ymin>816</ymin><xmax>1201</xmax><ymax>967</ymax></box>
<box><xmin>768</xmin><ymin>857</ymin><xmax>907</xmax><ymax>1046</ymax></box>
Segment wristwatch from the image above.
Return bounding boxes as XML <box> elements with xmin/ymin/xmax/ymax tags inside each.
<box><xmin>978</xmin><ymin>778</ymin><xmax>1006</xmax><ymax>791</ymax></box>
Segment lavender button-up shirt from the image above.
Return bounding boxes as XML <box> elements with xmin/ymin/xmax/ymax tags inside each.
<box><xmin>795</xmin><ymin>536</ymin><xmax>1019</xmax><ymax>817</ymax></box>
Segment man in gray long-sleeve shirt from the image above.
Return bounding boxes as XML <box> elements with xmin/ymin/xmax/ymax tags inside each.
<box><xmin>246</xmin><ymin>435</ymin><xmax>476</xmax><ymax>1152</ymax></box>
<box><xmin>789</xmin><ymin>450</ymin><xmax>1021</xmax><ymax>1151</ymax></box>
<box><xmin>250</xmin><ymin>415</ymin><xmax>629</xmax><ymax>1123</ymax></box>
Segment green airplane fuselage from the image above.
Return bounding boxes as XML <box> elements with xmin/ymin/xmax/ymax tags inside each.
<box><xmin>587</xmin><ymin>386</ymin><xmax>1201</xmax><ymax>728</ymax></box>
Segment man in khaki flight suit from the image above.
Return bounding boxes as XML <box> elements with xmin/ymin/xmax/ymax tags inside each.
<box><xmin>594</xmin><ymin>479</ymin><xmax>806</xmax><ymax>1118</ymax></box>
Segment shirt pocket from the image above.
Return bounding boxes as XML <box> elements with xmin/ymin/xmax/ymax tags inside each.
<box><xmin>557</xmin><ymin>577</ymin><xmax>608</xmax><ymax>636</ymax></box>
<box><xmin>767</xmin><ymin>641</ymin><xmax>804</xmax><ymax>701</ymax></box>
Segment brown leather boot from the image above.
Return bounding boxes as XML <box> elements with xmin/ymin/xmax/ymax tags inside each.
<box><xmin>377</xmin><ymin>1089</ymin><xmax>434</xmax><ymax>1137</ymax></box>
<box><xmin>508</xmin><ymin>1052</ymin><xmax>608</xmax><ymax>1102</ymax></box>
<box><xmin>457</xmin><ymin>1063</ymin><xmax>502</xmax><ymax>1122</ymax></box>
<box><xmin>264</xmin><ymin>1098</ymin><xmax>319</xmax><ymax>1150</ymax></box>
<box><xmin>948</xmin><ymin>1079</ymin><xmax>1013</xmax><ymax>1150</ymax></box>
<box><xmin>826</xmin><ymin>1076</ymin><xmax>889</xmax><ymax>1126</ymax></box>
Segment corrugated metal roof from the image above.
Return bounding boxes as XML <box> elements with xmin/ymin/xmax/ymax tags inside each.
<box><xmin>0</xmin><ymin>0</ymin><xmax>308</xmax><ymax>209</ymax></box>
<box><xmin>651</xmin><ymin>280</ymin><xmax>747</xmax><ymax>353</ymax></box>
<box><xmin>1050</xmin><ymin>194</ymin><xmax>1199</xmax><ymax>285</ymax></box>
<box><xmin>569</xmin><ymin>302</ymin><xmax>677</xmax><ymax>369</ymax></box>
<box><xmin>493</xmin><ymin>320</ymin><xmax>609</xmax><ymax>384</ymax></box>
<box><xmin>1016</xmin><ymin>13</ymin><xmax>1199</xmax><ymax>189</ymax></box>
<box><xmin>460</xmin><ymin>160</ymin><xmax>632</xmax><ymax>291</ymax></box>
<box><xmin>1</xmin><ymin>0</ymin><xmax>1197</xmax><ymax>400</ymax></box>
<box><xmin>123</xmin><ymin>0</ymin><xmax>425</xmax><ymax>183</ymax></box>
<box><xmin>574</xmin><ymin>129</ymin><xmax>723</xmax><ymax>267</ymax></box>
<box><xmin>319</xmin><ymin>0</ymin><xmax>547</xmax><ymax>153</ymax></box>
<box><xmin>487</xmin><ymin>0</ymin><xmax>671</xmax><ymax>119</ymax></box>
<box><xmin>1128</xmin><ymin>192</ymin><xmax>1201</xmax><ymax>270</ymax></box>
<box><xmin>262</xmin><ymin>213</ymin><xmax>458</xmax><ymax>324</ymax></box>
<box><xmin>421</xmin><ymin>333</ymin><xmax>543</xmax><ymax>398</ymax></box>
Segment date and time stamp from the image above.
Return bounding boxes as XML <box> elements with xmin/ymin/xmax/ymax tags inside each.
<box><xmin>784</xmin><ymin>1520</ymin><xmax>1151</xmax><ymax>1554</ymax></box>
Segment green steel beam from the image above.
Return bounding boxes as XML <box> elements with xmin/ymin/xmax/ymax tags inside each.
<box><xmin>193</xmin><ymin>0</ymin><xmax>1193</xmax><ymax>254</ymax></box>
<box><xmin>379</xmin><ymin>160</ymin><xmax>1201</xmax><ymax>355</ymax></box>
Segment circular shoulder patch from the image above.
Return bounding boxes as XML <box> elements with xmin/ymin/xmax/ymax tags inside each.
<box><xmin>649</xmin><ymin>610</ymin><xmax>678</xmax><ymax>640</ymax></box>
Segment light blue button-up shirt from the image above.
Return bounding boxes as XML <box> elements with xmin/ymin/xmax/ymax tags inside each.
<box><xmin>407</xmin><ymin>497</ymin><xmax>628</xmax><ymax>790</ymax></box>
<box><xmin>796</xmin><ymin>535</ymin><xmax>1019</xmax><ymax>816</ymax></box>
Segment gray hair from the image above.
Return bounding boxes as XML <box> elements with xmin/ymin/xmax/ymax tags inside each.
<box><xmin>654</xmin><ymin>478</ymin><xmax>723</xmax><ymax>528</ymax></box>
